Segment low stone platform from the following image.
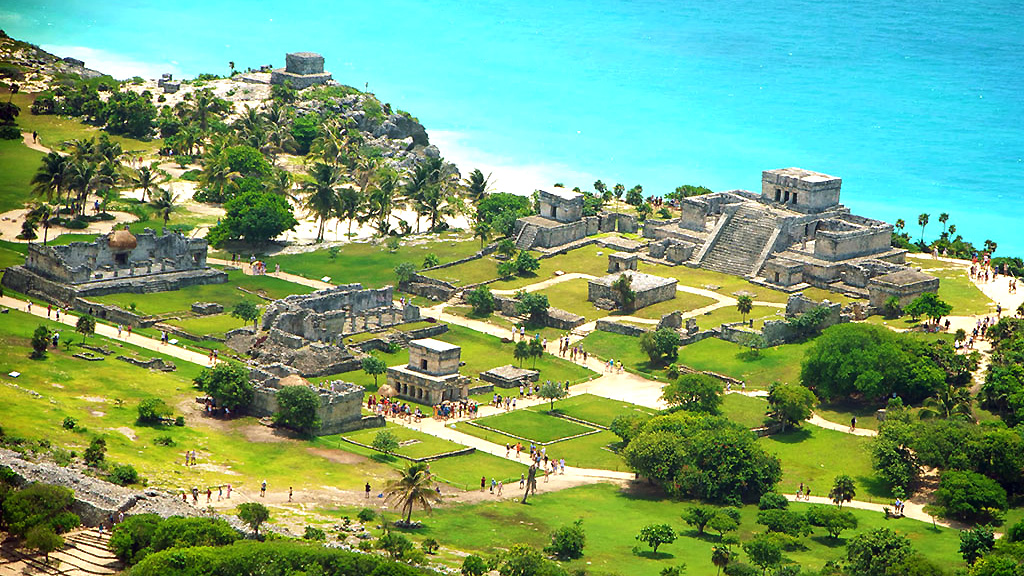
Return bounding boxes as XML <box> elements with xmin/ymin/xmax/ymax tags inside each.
<box><xmin>480</xmin><ymin>365</ymin><xmax>539</xmax><ymax>389</ymax></box>
<box><xmin>588</xmin><ymin>272</ymin><xmax>677</xmax><ymax>310</ymax></box>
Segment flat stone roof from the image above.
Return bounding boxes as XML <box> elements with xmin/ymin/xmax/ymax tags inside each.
<box><xmin>871</xmin><ymin>269</ymin><xmax>937</xmax><ymax>287</ymax></box>
<box><xmin>592</xmin><ymin>272</ymin><xmax>677</xmax><ymax>291</ymax></box>
<box><xmin>765</xmin><ymin>167</ymin><xmax>839</xmax><ymax>184</ymax></box>
<box><xmin>541</xmin><ymin>188</ymin><xmax>583</xmax><ymax>201</ymax></box>
<box><xmin>518</xmin><ymin>214</ymin><xmax>564</xmax><ymax>228</ymax></box>
<box><xmin>288</xmin><ymin>51</ymin><xmax>323</xmax><ymax>58</ymax></box>
<box><xmin>482</xmin><ymin>365</ymin><xmax>539</xmax><ymax>379</ymax></box>
<box><xmin>409</xmin><ymin>338</ymin><xmax>460</xmax><ymax>353</ymax></box>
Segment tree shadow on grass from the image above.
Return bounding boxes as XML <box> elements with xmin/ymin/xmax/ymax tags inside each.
<box><xmin>809</xmin><ymin>535</ymin><xmax>847</xmax><ymax>549</ymax></box>
<box><xmin>633</xmin><ymin>550</ymin><xmax>674</xmax><ymax>560</ymax></box>
<box><xmin>766</xmin><ymin>428</ymin><xmax>812</xmax><ymax>444</ymax></box>
<box><xmin>857</xmin><ymin>475</ymin><xmax>894</xmax><ymax>500</ymax></box>
<box><xmin>370</xmin><ymin>453</ymin><xmax>398</xmax><ymax>464</ymax></box>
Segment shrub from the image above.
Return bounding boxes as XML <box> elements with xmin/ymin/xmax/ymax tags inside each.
<box><xmin>545</xmin><ymin>519</ymin><xmax>585</xmax><ymax>560</ymax></box>
<box><xmin>137</xmin><ymin>398</ymin><xmax>172</xmax><ymax>423</ymax></box>
<box><xmin>153</xmin><ymin>435</ymin><xmax>175</xmax><ymax>446</ymax></box>
<box><xmin>0</xmin><ymin>124</ymin><xmax>21</xmax><ymax>140</ymax></box>
<box><xmin>357</xmin><ymin>508</ymin><xmax>376</xmax><ymax>523</ymax></box>
<box><xmin>62</xmin><ymin>416</ymin><xmax>77</xmax><ymax>430</ymax></box>
<box><xmin>2</xmin><ymin>483</ymin><xmax>80</xmax><ymax>537</ymax></box>
<box><xmin>109</xmin><ymin>514</ymin><xmax>162</xmax><ymax>564</ymax></box>
<box><xmin>461</xmin><ymin>554</ymin><xmax>488</xmax><ymax>576</ymax></box>
<box><xmin>934</xmin><ymin>470</ymin><xmax>1007</xmax><ymax>523</ymax></box>
<box><xmin>83</xmin><ymin>437</ymin><xmax>106</xmax><ymax>466</ymax></box>
<box><xmin>421</xmin><ymin>538</ymin><xmax>439</xmax><ymax>554</ymax></box>
<box><xmin>376</xmin><ymin>531</ymin><xmax>414</xmax><ymax>559</ymax></box>
<box><xmin>174</xmin><ymin>416</ymin><xmax>185</xmax><ymax>426</ymax></box>
<box><xmin>758</xmin><ymin>492</ymin><xmax>789</xmax><ymax>510</ymax></box>
<box><xmin>636</xmin><ymin>523</ymin><xmax>676</xmax><ymax>553</ymax></box>
<box><xmin>274</xmin><ymin>385</ymin><xmax>322</xmax><ymax>436</ymax></box>
<box><xmin>372</xmin><ymin>430</ymin><xmax>399</xmax><ymax>454</ymax></box>
<box><xmin>108</xmin><ymin>464</ymin><xmax>139</xmax><ymax>486</ymax></box>
<box><xmin>639</xmin><ymin>328</ymin><xmax>681</xmax><ymax>365</ymax></box>
<box><xmin>304</xmin><ymin>526</ymin><xmax>326</xmax><ymax>541</ymax></box>
<box><xmin>466</xmin><ymin>285</ymin><xmax>495</xmax><ymax>316</ymax></box>
<box><xmin>237</xmin><ymin>502</ymin><xmax>270</xmax><ymax>536</ymax></box>
<box><xmin>30</xmin><ymin>325</ymin><xmax>50</xmax><ymax>359</ymax></box>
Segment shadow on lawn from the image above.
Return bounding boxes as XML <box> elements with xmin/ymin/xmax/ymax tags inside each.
<box><xmin>767</xmin><ymin>428</ymin><xmax>812</xmax><ymax>444</ymax></box>
<box><xmin>633</xmin><ymin>549</ymin><xmax>675</xmax><ymax>560</ymax></box>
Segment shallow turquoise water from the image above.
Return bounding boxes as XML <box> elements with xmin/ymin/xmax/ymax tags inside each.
<box><xmin>4</xmin><ymin>0</ymin><xmax>1022</xmax><ymax>252</ymax></box>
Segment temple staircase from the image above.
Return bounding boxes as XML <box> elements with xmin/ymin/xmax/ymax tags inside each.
<box><xmin>514</xmin><ymin>225</ymin><xmax>539</xmax><ymax>250</ymax></box>
<box><xmin>697</xmin><ymin>205</ymin><xmax>780</xmax><ymax>277</ymax></box>
<box><xmin>0</xmin><ymin>528</ymin><xmax>122</xmax><ymax>576</ymax></box>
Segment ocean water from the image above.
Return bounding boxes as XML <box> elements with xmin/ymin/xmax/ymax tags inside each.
<box><xmin>3</xmin><ymin>0</ymin><xmax>1022</xmax><ymax>253</ymax></box>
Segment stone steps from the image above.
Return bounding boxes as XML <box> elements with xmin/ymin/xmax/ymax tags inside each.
<box><xmin>515</xmin><ymin>225</ymin><xmax>539</xmax><ymax>250</ymax></box>
<box><xmin>0</xmin><ymin>529</ymin><xmax>122</xmax><ymax>576</ymax></box>
<box><xmin>700</xmin><ymin>206</ymin><xmax>779</xmax><ymax>276</ymax></box>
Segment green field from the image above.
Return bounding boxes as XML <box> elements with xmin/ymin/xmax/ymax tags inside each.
<box><xmin>470</xmin><ymin>410</ymin><xmax>595</xmax><ymax>443</ymax></box>
<box><xmin>622</xmin><ymin>290</ymin><xmax>719</xmax><ymax>320</ymax></box>
<box><xmin>361</xmin><ymin>483</ymin><xmax>964</xmax><ymax>576</ymax></box>
<box><xmin>255</xmin><ymin>234</ymin><xmax>481</xmax><ymax>288</ymax></box>
<box><xmin>761</xmin><ymin>426</ymin><xmax>890</xmax><ymax>500</ymax></box>
<box><xmin>336</xmin><ymin>424</ymin><xmax>466</xmax><ymax>459</ymax></box>
<box><xmin>89</xmin><ymin>268</ymin><xmax>312</xmax><ymax>316</ymax></box>
<box><xmin>577</xmin><ymin>330</ymin><xmax>672</xmax><ymax>381</ymax></box>
<box><xmin>677</xmin><ymin>337</ymin><xmax>809</xmax><ymax>389</ymax></box>
<box><xmin>721</xmin><ymin>392</ymin><xmax>768</xmax><ymax>429</ymax></box>
<box><xmin>0</xmin><ymin>138</ymin><xmax>45</xmax><ymax>214</ymax></box>
<box><xmin>164</xmin><ymin>313</ymin><xmax>248</xmax><ymax>337</ymax></box>
<box><xmin>453</xmin><ymin>419</ymin><xmax>626</xmax><ymax>471</ymax></box>
<box><xmin>529</xmin><ymin>393</ymin><xmax>655</xmax><ymax>428</ymax></box>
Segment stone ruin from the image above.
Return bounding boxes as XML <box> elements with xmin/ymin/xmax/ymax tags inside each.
<box><xmin>247</xmin><ymin>363</ymin><xmax>382</xmax><ymax>435</ymax></box>
<box><xmin>641</xmin><ymin>167</ymin><xmax>937</xmax><ymax>300</ymax></box>
<box><xmin>867</xmin><ymin>269</ymin><xmax>940</xmax><ymax>308</ymax></box>
<box><xmin>260</xmin><ymin>283</ymin><xmax>420</xmax><ymax>348</ymax></box>
<box><xmin>607</xmin><ymin>252</ymin><xmax>638</xmax><ymax>273</ymax></box>
<box><xmin>588</xmin><ymin>272</ymin><xmax>677</xmax><ymax>310</ymax></box>
<box><xmin>270</xmin><ymin>52</ymin><xmax>333</xmax><ymax>90</ymax></box>
<box><xmin>1</xmin><ymin>227</ymin><xmax>226</xmax><ymax>303</ymax></box>
<box><xmin>386</xmin><ymin>338</ymin><xmax>470</xmax><ymax>405</ymax></box>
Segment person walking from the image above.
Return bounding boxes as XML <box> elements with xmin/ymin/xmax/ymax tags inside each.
<box><xmin>260</xmin><ymin>480</ymin><xmax>267</xmax><ymax>497</ymax></box>
<box><xmin>288</xmin><ymin>487</ymin><xmax>293</xmax><ymax>502</ymax></box>
<box><xmin>365</xmin><ymin>482</ymin><xmax>371</xmax><ymax>499</ymax></box>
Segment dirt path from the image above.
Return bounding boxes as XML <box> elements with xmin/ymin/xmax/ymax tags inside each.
<box><xmin>783</xmin><ymin>493</ymin><xmax>964</xmax><ymax>530</ymax></box>
<box><xmin>206</xmin><ymin>257</ymin><xmax>334</xmax><ymax>290</ymax></box>
<box><xmin>21</xmin><ymin>131</ymin><xmax>57</xmax><ymax>155</ymax></box>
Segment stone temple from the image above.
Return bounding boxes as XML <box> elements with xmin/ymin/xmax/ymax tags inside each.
<box><xmin>270</xmin><ymin>52</ymin><xmax>333</xmax><ymax>90</ymax></box>
<box><xmin>386</xmin><ymin>339</ymin><xmax>470</xmax><ymax>405</ymax></box>
<box><xmin>1</xmin><ymin>227</ymin><xmax>226</xmax><ymax>302</ymax></box>
<box><xmin>248</xmin><ymin>363</ymin><xmax>382</xmax><ymax>435</ymax></box>
<box><xmin>588</xmin><ymin>272</ymin><xmax>677</xmax><ymax>310</ymax></box>
<box><xmin>643</xmin><ymin>168</ymin><xmax>938</xmax><ymax>301</ymax></box>
<box><xmin>513</xmin><ymin>189</ymin><xmax>598</xmax><ymax>250</ymax></box>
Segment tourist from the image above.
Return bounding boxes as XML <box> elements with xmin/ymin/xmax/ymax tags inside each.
<box><xmin>851</xmin><ymin>417</ymin><xmax>857</xmax><ymax>431</ymax></box>
<box><xmin>365</xmin><ymin>482</ymin><xmax>371</xmax><ymax>498</ymax></box>
<box><xmin>47</xmin><ymin>304</ymin><xmax>51</xmax><ymax>317</ymax></box>
<box><xmin>32</xmin><ymin>130</ymin><xmax>38</xmax><ymax>142</ymax></box>
<box><xmin>261</xmin><ymin>479</ymin><xmax>267</xmax><ymax>497</ymax></box>
<box><xmin>117</xmin><ymin>324</ymin><xmax>122</xmax><ymax>338</ymax></box>
<box><xmin>218</xmin><ymin>485</ymin><xmax>223</xmax><ymax>500</ymax></box>
<box><xmin>227</xmin><ymin>484</ymin><xmax>232</xmax><ymax>499</ymax></box>
<box><xmin>497</xmin><ymin>480</ymin><xmax>503</xmax><ymax>496</ymax></box>
<box><xmin>490</xmin><ymin>478</ymin><xmax>496</xmax><ymax>493</ymax></box>
<box><xmin>480</xmin><ymin>476</ymin><xmax>486</xmax><ymax>491</ymax></box>
<box><xmin>289</xmin><ymin>487</ymin><xmax>293</xmax><ymax>502</ymax></box>
<box><xmin>560</xmin><ymin>458</ymin><xmax>565</xmax><ymax>473</ymax></box>
<box><xmin>520</xmin><ymin>473</ymin><xmax>525</xmax><ymax>489</ymax></box>
<box><xmin>206</xmin><ymin>488</ymin><xmax>212</xmax><ymax>503</ymax></box>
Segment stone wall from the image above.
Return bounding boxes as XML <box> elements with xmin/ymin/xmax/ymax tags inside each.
<box><xmin>538</xmin><ymin>189</ymin><xmax>584</xmax><ymax>223</ymax></box>
<box><xmin>596</xmin><ymin>319</ymin><xmax>650</xmax><ymax>337</ymax></box>
<box><xmin>648</xmin><ymin>238</ymin><xmax>696</xmax><ymax>264</ymax></box>
<box><xmin>545</xmin><ymin>308</ymin><xmax>586</xmax><ymax>331</ymax></box>
<box><xmin>403</xmin><ymin>274</ymin><xmax>457</xmax><ymax>301</ymax></box>
<box><xmin>533</xmin><ymin>218</ymin><xmax>597</xmax><ymax>248</ymax></box>
<box><xmin>813</xmin><ymin>221</ymin><xmax>893</xmax><ymax>262</ymax></box>
<box><xmin>262</xmin><ymin>284</ymin><xmax>404</xmax><ymax>341</ymax></box>
<box><xmin>588</xmin><ymin>273</ymin><xmax>677</xmax><ymax>310</ymax></box>
<box><xmin>247</xmin><ymin>373</ymin><xmax>376</xmax><ymax>436</ymax></box>
<box><xmin>599</xmin><ymin>212</ymin><xmax>639</xmax><ymax>234</ymax></box>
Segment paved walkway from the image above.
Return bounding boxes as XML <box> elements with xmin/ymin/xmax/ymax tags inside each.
<box><xmin>206</xmin><ymin>258</ymin><xmax>334</xmax><ymax>290</ymax></box>
<box><xmin>783</xmin><ymin>494</ymin><xmax>961</xmax><ymax>529</ymax></box>
<box><xmin>20</xmin><ymin>131</ymin><xmax>57</xmax><ymax>155</ymax></box>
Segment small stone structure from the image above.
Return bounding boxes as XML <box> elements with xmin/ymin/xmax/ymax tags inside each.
<box><xmin>261</xmin><ymin>283</ymin><xmax>417</xmax><ymax>347</ymax></box>
<box><xmin>512</xmin><ymin>189</ymin><xmax>599</xmax><ymax>250</ymax></box>
<box><xmin>538</xmin><ymin>189</ymin><xmax>584</xmax><ymax>222</ymax></box>
<box><xmin>2</xmin><ymin>228</ymin><xmax>226</xmax><ymax>302</ymax></box>
<box><xmin>867</xmin><ymin>269</ymin><xmax>940</xmax><ymax>308</ymax></box>
<box><xmin>248</xmin><ymin>363</ymin><xmax>381</xmax><ymax>435</ymax></box>
<box><xmin>588</xmin><ymin>272</ymin><xmax>677</xmax><ymax>310</ymax></box>
<box><xmin>270</xmin><ymin>51</ymin><xmax>333</xmax><ymax>90</ymax></box>
<box><xmin>386</xmin><ymin>338</ymin><xmax>470</xmax><ymax>404</ymax></box>
<box><xmin>608</xmin><ymin>252</ymin><xmax>638</xmax><ymax>273</ymax></box>
<box><xmin>639</xmin><ymin>167</ymin><xmax>937</xmax><ymax>299</ymax></box>
<box><xmin>480</xmin><ymin>365</ymin><xmax>539</xmax><ymax>389</ymax></box>
<box><xmin>191</xmin><ymin>302</ymin><xmax>223</xmax><ymax>315</ymax></box>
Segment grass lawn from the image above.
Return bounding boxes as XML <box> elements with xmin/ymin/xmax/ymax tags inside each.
<box><xmin>814</xmin><ymin>402</ymin><xmax>885</xmax><ymax>431</ymax></box>
<box><xmin>164</xmin><ymin>313</ymin><xmax>248</xmax><ymax>338</ymax></box>
<box><xmin>676</xmin><ymin>338</ymin><xmax>810</xmax><ymax>390</ymax></box>
<box><xmin>260</xmin><ymin>233</ymin><xmax>481</xmax><ymax>288</ymax></box>
<box><xmin>535</xmin><ymin>278</ymin><xmax>606</xmax><ymax>321</ymax></box>
<box><xmin>452</xmin><ymin>419</ymin><xmax>626</xmax><ymax>471</ymax></box>
<box><xmin>335</xmin><ymin>424</ymin><xmax>465</xmax><ymax>459</ymax></box>
<box><xmin>353</xmin><ymin>483</ymin><xmax>964</xmax><ymax>576</ymax></box>
<box><xmin>577</xmin><ymin>330</ymin><xmax>672</xmax><ymax>381</ymax></box>
<box><xmin>425</xmin><ymin>451</ymin><xmax>528</xmax><ymax>490</ymax></box>
<box><xmin>0</xmin><ymin>138</ymin><xmax>44</xmax><ymax>213</ymax></box>
<box><xmin>621</xmin><ymin>290</ymin><xmax>718</xmax><ymax>320</ymax></box>
<box><xmin>9</xmin><ymin>92</ymin><xmax>162</xmax><ymax>155</ymax></box>
<box><xmin>761</xmin><ymin>426</ymin><xmax>891</xmax><ymax>500</ymax></box>
<box><xmin>0</xmin><ymin>239</ymin><xmax>26</xmax><ymax>269</ymax></box>
<box><xmin>470</xmin><ymin>410</ymin><xmax>594</xmax><ymax>443</ymax></box>
<box><xmin>692</xmin><ymin>304</ymin><xmax>783</xmax><ymax>330</ymax></box>
<box><xmin>528</xmin><ymin>393</ymin><xmax>655</xmax><ymax>428</ymax></box>
<box><xmin>89</xmin><ymin>268</ymin><xmax>312</xmax><ymax>316</ymax></box>
<box><xmin>930</xmin><ymin>267</ymin><xmax>994</xmax><ymax>316</ymax></box>
<box><xmin>638</xmin><ymin>262</ymin><xmax>792</xmax><ymax>304</ymax></box>
<box><xmin>486</xmin><ymin>245</ymin><xmax>613</xmax><ymax>291</ymax></box>
<box><xmin>721</xmin><ymin>393</ymin><xmax>768</xmax><ymax>429</ymax></box>
<box><xmin>0</xmin><ymin>307</ymin><xmax>397</xmax><ymax>494</ymax></box>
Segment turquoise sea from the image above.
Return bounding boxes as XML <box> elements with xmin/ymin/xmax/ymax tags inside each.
<box><xmin>3</xmin><ymin>0</ymin><xmax>1022</xmax><ymax>253</ymax></box>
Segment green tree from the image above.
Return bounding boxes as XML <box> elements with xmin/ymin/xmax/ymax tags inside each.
<box><xmin>372</xmin><ymin>430</ymin><xmax>399</xmax><ymax>454</ymax></box>
<box><xmin>362</xmin><ymin>356</ymin><xmax>387</xmax><ymax>387</ymax></box>
<box><xmin>639</xmin><ymin>328</ymin><xmax>681</xmax><ymax>365</ymax></box>
<box><xmin>336</xmin><ymin>186</ymin><xmax>362</xmax><ymax>238</ymax></box>
<box><xmin>711</xmin><ymin>546</ymin><xmax>732</xmax><ymax>576</ymax></box>
<box><xmin>544</xmin><ymin>519</ymin><xmax>585</xmax><ymax>560</ymax></box>
<box><xmin>30</xmin><ymin>325</ymin><xmax>51</xmax><ymax>359</ymax></box>
<box><xmin>384</xmin><ymin>462</ymin><xmax>442</xmax><ymax>525</ymax></box>
<box><xmin>625</xmin><ymin>185</ymin><xmax>644</xmax><ymax>206</ymax></box>
<box><xmin>131</xmin><ymin>162</ymin><xmax>168</xmax><ymax>203</ymax></box>
<box><xmin>147</xmin><ymin>187</ymin><xmax>179</xmax><ymax>232</ymax></box>
<box><xmin>903</xmin><ymin>292</ymin><xmax>953</xmax><ymax>325</ymax></box>
<box><xmin>494</xmin><ymin>543</ymin><xmax>567</xmax><ymax>576</ymax></box>
<box><xmin>207</xmin><ymin>190</ymin><xmax>298</xmax><ymax>247</ymax></box>
<box><xmin>759</xmin><ymin>492</ymin><xmax>789</xmax><ymax>510</ymax></box>
<box><xmin>193</xmin><ymin>362</ymin><xmax>253</xmax><ymax>412</ymax></box>
<box><xmin>237</xmin><ymin>502</ymin><xmax>270</xmax><ymax>536</ymax></box>
<box><xmin>376</xmin><ymin>531</ymin><xmax>414</xmax><ymax>559</ymax></box>
<box><xmin>25</xmin><ymin>524</ymin><xmax>63</xmax><ymax>562</ymax></box>
<box><xmin>2</xmin><ymin>483</ymin><xmax>79</xmax><ymax>537</ymax></box>
<box><xmin>538</xmin><ymin>380</ymin><xmax>568</xmax><ymax>411</ymax></box>
<box><xmin>707</xmin><ymin>510</ymin><xmax>740</xmax><ymax>539</ymax></box>
<box><xmin>829</xmin><ymin>474</ymin><xmax>856</xmax><ymax>508</ymax></box>
<box><xmin>512</xmin><ymin>251</ymin><xmax>540</xmax><ymax>275</ymax></box>
<box><xmin>756</xmin><ymin>508</ymin><xmax>811</xmax><ymax>537</ymax></box>
<box><xmin>231</xmin><ymin>301</ymin><xmax>261</xmax><ymax>330</ymax></box>
<box><xmin>765</xmin><ymin>382</ymin><xmax>816</xmax><ymax>431</ymax></box>
<box><xmin>515</xmin><ymin>292</ymin><xmax>549</xmax><ymax>323</ymax></box>
<box><xmin>394</xmin><ymin>261</ymin><xmax>417</xmax><ymax>285</ymax></box>
<box><xmin>613</xmin><ymin>183</ymin><xmax>625</xmax><ymax>200</ymax></box>
<box><xmin>108</xmin><ymin>514</ymin><xmax>161</xmax><ymax>564</ymax></box>
<box><xmin>473</xmin><ymin>220</ymin><xmax>492</xmax><ymax>248</ymax></box>
<box><xmin>423</xmin><ymin>253</ymin><xmax>440</xmax><ymax>268</ymax></box>
<box><xmin>612</xmin><ymin>273</ymin><xmax>636</xmax><ymax>311</ymax></box>
<box><xmin>681</xmin><ymin>505</ymin><xmax>717</xmax><ymax>535</ymax></box>
<box><xmin>302</xmin><ymin>162</ymin><xmax>343</xmax><ymax>242</ymax></box>
<box><xmin>467</xmin><ymin>285</ymin><xmax>495</xmax><ymax>316</ymax></box>
<box><xmin>806</xmin><ymin>505</ymin><xmax>858</xmax><ymax>539</ymax></box>
<box><xmin>736</xmin><ymin>296</ymin><xmax>754</xmax><ymax>324</ymax></box>
<box><xmin>636</xmin><ymin>523</ymin><xmax>676</xmax><ymax>553</ymax></box>
<box><xmin>137</xmin><ymin>398</ymin><xmax>172</xmax><ymax>424</ymax></box>
<box><xmin>934</xmin><ymin>470</ymin><xmax>1007</xmax><ymax>523</ymax></box>
<box><xmin>75</xmin><ymin>314</ymin><xmax>95</xmax><ymax>343</ymax></box>
<box><xmin>514</xmin><ymin>340</ymin><xmax>531</xmax><ymax>367</ymax></box>
<box><xmin>465</xmin><ymin>168</ymin><xmax>491</xmax><ymax>205</ymax></box>
<box><xmin>918</xmin><ymin>213</ymin><xmax>930</xmax><ymax>244</ymax></box>
<box><xmin>274</xmin><ymin>385</ymin><xmax>322</xmax><ymax>436</ymax></box>
<box><xmin>845</xmin><ymin>528</ymin><xmax>913</xmax><ymax>576</ymax></box>
<box><xmin>662</xmin><ymin>373</ymin><xmax>722</xmax><ymax>414</ymax></box>
<box><xmin>461</xmin><ymin>554</ymin><xmax>488</xmax><ymax>576</ymax></box>
<box><xmin>528</xmin><ymin>338</ymin><xmax>544</xmax><ymax>368</ymax></box>
<box><xmin>83</xmin><ymin>437</ymin><xmax>106</xmax><ymax>466</ymax></box>
<box><xmin>959</xmin><ymin>525</ymin><xmax>995</xmax><ymax>564</ymax></box>
<box><xmin>743</xmin><ymin>535</ymin><xmax>782</xmax><ymax>576</ymax></box>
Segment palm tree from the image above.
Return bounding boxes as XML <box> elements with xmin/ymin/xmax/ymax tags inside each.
<box><xmin>894</xmin><ymin>219</ymin><xmax>905</xmax><ymax>234</ymax></box>
<box><xmin>31</xmin><ymin>152</ymin><xmax>70</xmax><ymax>205</ymax></box>
<box><xmin>192</xmin><ymin>88</ymin><xmax>226</xmax><ymax>133</ymax></box>
<box><xmin>473</xmin><ymin>221</ymin><xmax>492</xmax><ymax>248</ymax></box>
<box><xmin>302</xmin><ymin>162</ymin><xmax>343</xmax><ymax>242</ymax></box>
<box><xmin>984</xmin><ymin>239</ymin><xmax>997</xmax><ymax>255</ymax></box>
<box><xmin>33</xmin><ymin>203</ymin><xmax>53</xmax><ymax>245</ymax></box>
<box><xmin>948</xmin><ymin>224</ymin><xmax>956</xmax><ymax>238</ymax></box>
<box><xmin>132</xmin><ymin>163</ymin><xmax>167</xmax><ymax>203</ymax></box>
<box><xmin>1017</xmin><ymin>303</ymin><xmax>1024</xmax><ymax>318</ymax></box>
<box><xmin>736</xmin><ymin>294</ymin><xmax>753</xmax><ymax>323</ymax></box>
<box><xmin>918</xmin><ymin>213</ymin><xmax>929</xmax><ymax>244</ymax></box>
<box><xmin>336</xmin><ymin>186</ymin><xmax>361</xmax><ymax>238</ymax></box>
<box><xmin>363</xmin><ymin>169</ymin><xmax>400</xmax><ymax>237</ymax></box>
<box><xmin>613</xmin><ymin>183</ymin><xmax>625</xmax><ymax>200</ymax></box>
<box><xmin>383</xmin><ymin>462</ymin><xmax>441</xmax><ymax>526</ymax></box>
<box><xmin>919</xmin><ymin>384</ymin><xmax>973</xmax><ymax>421</ymax></box>
<box><xmin>465</xmin><ymin>168</ymin><xmax>491</xmax><ymax>205</ymax></box>
<box><xmin>938</xmin><ymin>212</ymin><xmax>949</xmax><ymax>235</ymax></box>
<box><xmin>711</xmin><ymin>546</ymin><xmax>732</xmax><ymax>576</ymax></box>
<box><xmin>147</xmin><ymin>187</ymin><xmax>179</xmax><ymax>232</ymax></box>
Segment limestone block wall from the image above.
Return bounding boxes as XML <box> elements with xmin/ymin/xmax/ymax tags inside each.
<box><xmin>761</xmin><ymin>169</ymin><xmax>842</xmax><ymax>214</ymax></box>
<box><xmin>813</xmin><ymin>225</ymin><xmax>892</xmax><ymax>262</ymax></box>
<box><xmin>596</xmin><ymin>319</ymin><xmax>649</xmax><ymax>337</ymax></box>
<box><xmin>588</xmin><ymin>277</ymin><xmax>677</xmax><ymax>309</ymax></box>
<box><xmin>249</xmin><ymin>382</ymin><xmax>368</xmax><ymax>436</ymax></box>
<box><xmin>534</xmin><ymin>219</ymin><xmax>592</xmax><ymax>248</ymax></box>
<box><xmin>538</xmin><ymin>190</ymin><xmax>584</xmax><ymax>222</ymax></box>
<box><xmin>285</xmin><ymin>52</ymin><xmax>324</xmax><ymax>74</ymax></box>
<box><xmin>408</xmin><ymin>342</ymin><xmax>461</xmax><ymax>376</ymax></box>
<box><xmin>599</xmin><ymin>212</ymin><xmax>639</xmax><ymax>234</ymax></box>
<box><xmin>25</xmin><ymin>232</ymin><xmax>208</xmax><ymax>284</ymax></box>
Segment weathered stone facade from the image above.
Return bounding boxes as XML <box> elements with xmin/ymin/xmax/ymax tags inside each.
<box><xmin>588</xmin><ymin>272</ymin><xmax>677</xmax><ymax>310</ymax></box>
<box><xmin>867</xmin><ymin>269</ymin><xmax>940</xmax><ymax>307</ymax></box>
<box><xmin>248</xmin><ymin>363</ymin><xmax>381</xmax><ymax>435</ymax></box>
<box><xmin>261</xmin><ymin>283</ymin><xmax>416</xmax><ymax>345</ymax></box>
<box><xmin>480</xmin><ymin>365</ymin><xmax>539</xmax><ymax>389</ymax></box>
<box><xmin>608</xmin><ymin>252</ymin><xmax>638</xmax><ymax>273</ymax></box>
<box><xmin>1</xmin><ymin>228</ymin><xmax>226</xmax><ymax>302</ymax></box>
<box><xmin>538</xmin><ymin>189</ymin><xmax>584</xmax><ymax>223</ymax></box>
<box><xmin>761</xmin><ymin>167</ymin><xmax>842</xmax><ymax>214</ymax></box>
<box><xmin>512</xmin><ymin>214</ymin><xmax>599</xmax><ymax>250</ymax></box>
<box><xmin>386</xmin><ymin>338</ymin><xmax>469</xmax><ymax>405</ymax></box>
<box><xmin>270</xmin><ymin>51</ymin><xmax>333</xmax><ymax>89</ymax></box>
